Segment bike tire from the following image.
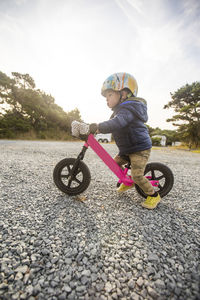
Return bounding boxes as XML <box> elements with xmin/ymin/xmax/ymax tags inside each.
<box><xmin>53</xmin><ymin>158</ymin><xmax>91</xmax><ymax>195</ymax></box>
<box><xmin>135</xmin><ymin>162</ymin><xmax>174</xmax><ymax>198</ymax></box>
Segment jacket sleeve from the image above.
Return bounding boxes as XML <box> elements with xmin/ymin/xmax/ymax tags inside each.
<box><xmin>98</xmin><ymin>108</ymin><xmax>134</xmax><ymax>133</ymax></box>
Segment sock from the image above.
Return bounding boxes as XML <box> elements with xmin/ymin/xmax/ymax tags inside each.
<box><xmin>150</xmin><ymin>192</ymin><xmax>158</xmax><ymax>198</ymax></box>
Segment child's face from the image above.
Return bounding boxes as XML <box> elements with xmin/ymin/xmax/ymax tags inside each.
<box><xmin>105</xmin><ymin>90</ymin><xmax>121</xmax><ymax>109</ymax></box>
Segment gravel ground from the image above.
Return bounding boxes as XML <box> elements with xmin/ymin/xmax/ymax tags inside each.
<box><xmin>0</xmin><ymin>140</ymin><xmax>199</xmax><ymax>300</ymax></box>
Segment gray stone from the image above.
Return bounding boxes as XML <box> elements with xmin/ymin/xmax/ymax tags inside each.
<box><xmin>0</xmin><ymin>283</ymin><xmax>8</xmax><ymax>290</ymax></box>
<box><xmin>23</xmin><ymin>273</ymin><xmax>30</xmax><ymax>284</ymax></box>
<box><xmin>130</xmin><ymin>292</ymin><xmax>140</xmax><ymax>300</ymax></box>
<box><xmin>11</xmin><ymin>292</ymin><xmax>20</xmax><ymax>299</ymax></box>
<box><xmin>128</xmin><ymin>279</ymin><xmax>135</xmax><ymax>289</ymax></box>
<box><xmin>15</xmin><ymin>265</ymin><xmax>28</xmax><ymax>274</ymax></box>
<box><xmin>148</xmin><ymin>253</ymin><xmax>159</xmax><ymax>262</ymax></box>
<box><xmin>96</xmin><ymin>283</ymin><xmax>104</xmax><ymax>292</ymax></box>
<box><xmin>105</xmin><ymin>282</ymin><xmax>112</xmax><ymax>293</ymax></box>
<box><xmin>76</xmin><ymin>285</ymin><xmax>86</xmax><ymax>293</ymax></box>
<box><xmin>82</xmin><ymin>269</ymin><xmax>91</xmax><ymax>277</ymax></box>
<box><xmin>136</xmin><ymin>263</ymin><xmax>143</xmax><ymax>271</ymax></box>
<box><xmin>58</xmin><ymin>292</ymin><xmax>67</xmax><ymax>300</ymax></box>
<box><xmin>155</xmin><ymin>279</ymin><xmax>165</xmax><ymax>289</ymax></box>
<box><xmin>91</xmin><ymin>273</ymin><xmax>98</xmax><ymax>281</ymax></box>
<box><xmin>147</xmin><ymin>286</ymin><xmax>159</xmax><ymax>299</ymax></box>
<box><xmin>146</xmin><ymin>267</ymin><xmax>155</xmax><ymax>276</ymax></box>
<box><xmin>81</xmin><ymin>276</ymin><xmax>89</xmax><ymax>285</ymax></box>
<box><xmin>26</xmin><ymin>285</ymin><xmax>34</xmax><ymax>295</ymax></box>
<box><xmin>15</xmin><ymin>272</ymin><xmax>23</xmax><ymax>280</ymax></box>
<box><xmin>65</xmin><ymin>258</ymin><xmax>72</xmax><ymax>264</ymax></box>
<box><xmin>63</xmin><ymin>284</ymin><xmax>72</xmax><ymax>293</ymax></box>
<box><xmin>63</xmin><ymin>275</ymin><xmax>72</xmax><ymax>283</ymax></box>
<box><xmin>68</xmin><ymin>290</ymin><xmax>76</xmax><ymax>299</ymax></box>
<box><xmin>136</xmin><ymin>277</ymin><xmax>144</xmax><ymax>287</ymax></box>
<box><xmin>41</xmin><ymin>249</ymin><xmax>50</xmax><ymax>256</ymax></box>
<box><xmin>33</xmin><ymin>284</ymin><xmax>41</xmax><ymax>295</ymax></box>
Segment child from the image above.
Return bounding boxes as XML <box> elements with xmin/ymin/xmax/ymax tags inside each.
<box><xmin>90</xmin><ymin>72</ymin><xmax>161</xmax><ymax>209</ymax></box>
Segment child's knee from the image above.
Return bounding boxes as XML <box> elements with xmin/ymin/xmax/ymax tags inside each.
<box><xmin>114</xmin><ymin>155</ymin><xmax>127</xmax><ymax>166</ymax></box>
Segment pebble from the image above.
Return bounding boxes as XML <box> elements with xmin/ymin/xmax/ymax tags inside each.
<box><xmin>128</xmin><ymin>279</ymin><xmax>135</xmax><ymax>289</ymax></box>
<box><xmin>15</xmin><ymin>265</ymin><xmax>28</xmax><ymax>274</ymax></box>
<box><xmin>148</xmin><ymin>253</ymin><xmax>159</xmax><ymax>262</ymax></box>
<box><xmin>155</xmin><ymin>279</ymin><xmax>165</xmax><ymax>289</ymax></box>
<box><xmin>130</xmin><ymin>292</ymin><xmax>140</xmax><ymax>300</ymax></box>
<box><xmin>63</xmin><ymin>285</ymin><xmax>72</xmax><ymax>293</ymax></box>
<box><xmin>0</xmin><ymin>142</ymin><xmax>199</xmax><ymax>300</ymax></box>
<box><xmin>82</xmin><ymin>270</ymin><xmax>91</xmax><ymax>277</ymax></box>
<box><xmin>147</xmin><ymin>286</ymin><xmax>159</xmax><ymax>299</ymax></box>
<box><xmin>105</xmin><ymin>282</ymin><xmax>113</xmax><ymax>293</ymax></box>
<box><xmin>136</xmin><ymin>277</ymin><xmax>144</xmax><ymax>287</ymax></box>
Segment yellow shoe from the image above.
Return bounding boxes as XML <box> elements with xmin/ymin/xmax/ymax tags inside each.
<box><xmin>117</xmin><ymin>183</ymin><xmax>134</xmax><ymax>193</ymax></box>
<box><xmin>141</xmin><ymin>194</ymin><xmax>161</xmax><ymax>209</ymax></box>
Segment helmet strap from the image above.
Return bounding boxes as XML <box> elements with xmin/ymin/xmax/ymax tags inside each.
<box><xmin>120</xmin><ymin>90</ymin><xmax>133</xmax><ymax>102</ymax></box>
<box><xmin>119</xmin><ymin>91</ymin><xmax>123</xmax><ymax>102</ymax></box>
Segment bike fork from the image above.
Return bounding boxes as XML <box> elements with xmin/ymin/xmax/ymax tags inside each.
<box><xmin>68</xmin><ymin>144</ymin><xmax>88</xmax><ymax>184</ymax></box>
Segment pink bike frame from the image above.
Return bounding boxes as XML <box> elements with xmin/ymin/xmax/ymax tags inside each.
<box><xmin>85</xmin><ymin>134</ymin><xmax>159</xmax><ymax>187</ymax></box>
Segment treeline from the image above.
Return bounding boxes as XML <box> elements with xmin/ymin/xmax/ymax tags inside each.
<box><xmin>0</xmin><ymin>71</ymin><xmax>200</xmax><ymax>147</ymax></box>
<box><xmin>147</xmin><ymin>126</ymin><xmax>179</xmax><ymax>146</ymax></box>
<box><xmin>0</xmin><ymin>71</ymin><xmax>82</xmax><ymax>139</ymax></box>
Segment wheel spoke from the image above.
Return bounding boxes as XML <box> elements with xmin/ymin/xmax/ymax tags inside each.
<box><xmin>151</xmin><ymin>169</ymin><xmax>155</xmax><ymax>180</ymax></box>
<box><xmin>61</xmin><ymin>174</ymin><xmax>68</xmax><ymax>178</ymax></box>
<box><xmin>67</xmin><ymin>178</ymin><xmax>73</xmax><ymax>187</ymax></box>
<box><xmin>74</xmin><ymin>178</ymin><xmax>82</xmax><ymax>184</ymax></box>
<box><xmin>156</xmin><ymin>174</ymin><xmax>165</xmax><ymax>180</ymax></box>
<box><xmin>74</xmin><ymin>168</ymin><xmax>81</xmax><ymax>176</ymax></box>
<box><xmin>67</xmin><ymin>165</ymin><xmax>72</xmax><ymax>174</ymax></box>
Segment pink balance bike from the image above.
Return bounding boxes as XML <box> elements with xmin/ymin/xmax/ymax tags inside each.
<box><xmin>53</xmin><ymin>134</ymin><xmax>174</xmax><ymax>198</ymax></box>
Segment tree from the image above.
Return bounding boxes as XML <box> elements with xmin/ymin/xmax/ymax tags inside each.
<box><xmin>164</xmin><ymin>82</ymin><xmax>200</xmax><ymax>147</ymax></box>
<box><xmin>0</xmin><ymin>71</ymin><xmax>82</xmax><ymax>138</ymax></box>
<box><xmin>147</xmin><ymin>125</ymin><xmax>179</xmax><ymax>146</ymax></box>
<box><xmin>12</xmin><ymin>72</ymin><xmax>35</xmax><ymax>89</ymax></box>
<box><xmin>151</xmin><ymin>136</ymin><xmax>161</xmax><ymax>146</ymax></box>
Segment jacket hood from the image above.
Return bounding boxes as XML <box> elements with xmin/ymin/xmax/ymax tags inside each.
<box><xmin>117</xmin><ymin>97</ymin><xmax>148</xmax><ymax>123</ymax></box>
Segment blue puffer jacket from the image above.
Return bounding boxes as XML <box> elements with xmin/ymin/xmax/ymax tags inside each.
<box><xmin>98</xmin><ymin>97</ymin><xmax>152</xmax><ymax>156</ymax></box>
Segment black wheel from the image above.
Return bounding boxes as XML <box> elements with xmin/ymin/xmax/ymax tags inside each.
<box><xmin>135</xmin><ymin>162</ymin><xmax>174</xmax><ymax>198</ymax></box>
<box><xmin>103</xmin><ymin>139</ymin><xmax>108</xmax><ymax>143</ymax></box>
<box><xmin>53</xmin><ymin>158</ymin><xmax>91</xmax><ymax>195</ymax></box>
<box><xmin>98</xmin><ymin>139</ymin><xmax>103</xmax><ymax>143</ymax></box>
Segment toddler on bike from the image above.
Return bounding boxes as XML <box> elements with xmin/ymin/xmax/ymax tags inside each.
<box><xmin>90</xmin><ymin>72</ymin><xmax>161</xmax><ymax>209</ymax></box>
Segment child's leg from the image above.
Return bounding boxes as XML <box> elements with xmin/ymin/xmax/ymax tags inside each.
<box><xmin>129</xmin><ymin>149</ymin><xmax>154</xmax><ymax>195</ymax></box>
<box><xmin>114</xmin><ymin>155</ymin><xmax>134</xmax><ymax>193</ymax></box>
<box><xmin>129</xmin><ymin>150</ymin><xmax>161</xmax><ymax>209</ymax></box>
<box><xmin>113</xmin><ymin>154</ymin><xmax>127</xmax><ymax>167</ymax></box>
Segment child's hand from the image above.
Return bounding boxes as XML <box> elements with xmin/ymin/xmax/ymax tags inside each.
<box><xmin>89</xmin><ymin>123</ymin><xmax>98</xmax><ymax>134</ymax></box>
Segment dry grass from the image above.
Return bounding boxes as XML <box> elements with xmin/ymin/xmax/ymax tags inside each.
<box><xmin>15</xmin><ymin>130</ymin><xmax>75</xmax><ymax>141</ymax></box>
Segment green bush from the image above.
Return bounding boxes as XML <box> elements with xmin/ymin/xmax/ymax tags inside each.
<box><xmin>151</xmin><ymin>137</ymin><xmax>161</xmax><ymax>146</ymax></box>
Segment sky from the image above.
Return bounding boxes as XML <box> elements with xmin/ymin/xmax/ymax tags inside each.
<box><xmin>0</xmin><ymin>0</ymin><xmax>200</xmax><ymax>130</ymax></box>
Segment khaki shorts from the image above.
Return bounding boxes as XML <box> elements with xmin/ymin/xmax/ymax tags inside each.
<box><xmin>114</xmin><ymin>149</ymin><xmax>154</xmax><ymax>195</ymax></box>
